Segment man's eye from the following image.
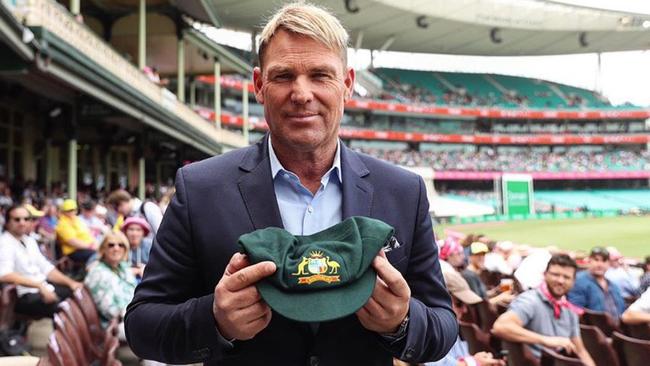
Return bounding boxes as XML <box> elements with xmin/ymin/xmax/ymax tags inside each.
<box><xmin>313</xmin><ymin>73</ymin><xmax>331</xmax><ymax>79</ymax></box>
<box><xmin>273</xmin><ymin>74</ymin><xmax>291</xmax><ymax>80</ymax></box>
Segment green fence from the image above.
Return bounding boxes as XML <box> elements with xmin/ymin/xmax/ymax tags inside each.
<box><xmin>449</xmin><ymin>209</ymin><xmax>620</xmax><ymax>225</ymax></box>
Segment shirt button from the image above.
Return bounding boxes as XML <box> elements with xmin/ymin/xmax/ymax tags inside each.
<box><xmin>307</xmin><ymin>205</ymin><xmax>313</xmax><ymax>213</ymax></box>
<box><xmin>310</xmin><ymin>356</ymin><xmax>319</xmax><ymax>366</ymax></box>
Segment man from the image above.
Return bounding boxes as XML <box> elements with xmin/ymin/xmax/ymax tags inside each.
<box><xmin>621</xmin><ymin>288</ymin><xmax>650</xmax><ymax>325</ymax></box>
<box><xmin>106</xmin><ymin>189</ymin><xmax>133</xmax><ymax>232</ymax></box>
<box><xmin>125</xmin><ymin>3</ymin><xmax>456</xmax><ymax>365</ymax></box>
<box><xmin>492</xmin><ymin>254</ymin><xmax>594</xmax><ymax>366</ymax></box>
<box><xmin>55</xmin><ymin>199</ymin><xmax>98</xmax><ymax>263</ymax></box>
<box><xmin>78</xmin><ymin>200</ymin><xmax>109</xmax><ymax>242</ymax></box>
<box><xmin>567</xmin><ymin>247</ymin><xmax>625</xmax><ymax>319</ymax></box>
<box><xmin>0</xmin><ymin>205</ymin><xmax>83</xmax><ymax>318</ymax></box>
<box><xmin>604</xmin><ymin>246</ymin><xmax>639</xmax><ymax>298</ymax></box>
<box><xmin>462</xmin><ymin>242</ymin><xmax>513</xmax><ymax>307</ymax></box>
<box><xmin>640</xmin><ymin>256</ymin><xmax>650</xmax><ymax>294</ymax></box>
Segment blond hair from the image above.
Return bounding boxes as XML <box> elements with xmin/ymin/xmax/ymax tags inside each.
<box><xmin>258</xmin><ymin>2</ymin><xmax>349</xmax><ymax>67</ymax></box>
<box><xmin>99</xmin><ymin>231</ymin><xmax>130</xmax><ymax>263</ymax></box>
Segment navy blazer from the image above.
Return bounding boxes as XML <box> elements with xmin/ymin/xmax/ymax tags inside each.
<box><xmin>125</xmin><ymin>138</ymin><xmax>457</xmax><ymax>365</ymax></box>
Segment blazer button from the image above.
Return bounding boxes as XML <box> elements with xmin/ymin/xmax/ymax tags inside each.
<box><xmin>310</xmin><ymin>355</ymin><xmax>320</xmax><ymax>366</ymax></box>
<box><xmin>404</xmin><ymin>348</ymin><xmax>415</xmax><ymax>360</ymax></box>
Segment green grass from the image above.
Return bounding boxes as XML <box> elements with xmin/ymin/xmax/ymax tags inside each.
<box><xmin>437</xmin><ymin>216</ymin><xmax>649</xmax><ymax>259</ymax></box>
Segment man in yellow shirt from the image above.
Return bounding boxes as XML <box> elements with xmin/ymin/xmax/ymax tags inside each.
<box><xmin>55</xmin><ymin>199</ymin><xmax>98</xmax><ymax>264</ymax></box>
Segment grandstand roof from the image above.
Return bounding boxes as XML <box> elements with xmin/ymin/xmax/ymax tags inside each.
<box><xmin>210</xmin><ymin>0</ymin><xmax>650</xmax><ymax>56</ymax></box>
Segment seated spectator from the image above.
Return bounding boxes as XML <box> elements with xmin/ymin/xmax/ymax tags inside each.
<box><xmin>605</xmin><ymin>246</ymin><xmax>639</xmax><ymax>298</ymax></box>
<box><xmin>463</xmin><ymin>242</ymin><xmax>514</xmax><ymax>307</ymax></box>
<box><xmin>621</xmin><ymin>288</ymin><xmax>650</xmax><ymax>325</ymax></box>
<box><xmin>0</xmin><ymin>205</ymin><xmax>83</xmax><ymax>318</ymax></box>
<box><xmin>55</xmin><ymin>199</ymin><xmax>98</xmax><ymax>264</ymax></box>
<box><xmin>84</xmin><ymin>231</ymin><xmax>136</xmax><ymax>340</ymax></box>
<box><xmin>106</xmin><ymin>189</ymin><xmax>133</xmax><ymax>232</ymax></box>
<box><xmin>492</xmin><ymin>254</ymin><xmax>593</xmax><ymax>365</ymax></box>
<box><xmin>37</xmin><ymin>200</ymin><xmax>58</xmax><ymax>243</ymax></box>
<box><xmin>568</xmin><ymin>247</ymin><xmax>625</xmax><ymax>319</ymax></box>
<box><xmin>640</xmin><ymin>256</ymin><xmax>650</xmax><ymax>294</ymax></box>
<box><xmin>78</xmin><ymin>200</ymin><xmax>109</xmax><ymax>243</ymax></box>
<box><xmin>120</xmin><ymin>216</ymin><xmax>152</xmax><ymax>279</ymax></box>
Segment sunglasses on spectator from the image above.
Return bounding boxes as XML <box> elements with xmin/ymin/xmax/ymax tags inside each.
<box><xmin>107</xmin><ymin>242</ymin><xmax>127</xmax><ymax>249</ymax></box>
<box><xmin>10</xmin><ymin>217</ymin><xmax>30</xmax><ymax>222</ymax></box>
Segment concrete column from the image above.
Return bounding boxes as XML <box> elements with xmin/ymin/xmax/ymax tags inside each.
<box><xmin>70</xmin><ymin>0</ymin><xmax>80</xmax><ymax>15</ymax></box>
<box><xmin>214</xmin><ymin>61</ymin><xmax>221</xmax><ymax>128</ymax></box>
<box><xmin>138</xmin><ymin>0</ymin><xmax>146</xmax><ymax>70</ymax></box>
<box><xmin>7</xmin><ymin>118</ymin><xmax>14</xmax><ymax>180</ymax></box>
<box><xmin>22</xmin><ymin>119</ymin><xmax>35</xmax><ymax>180</ymax></box>
<box><xmin>242</xmin><ymin>80</ymin><xmax>249</xmax><ymax>144</ymax></box>
<box><xmin>138</xmin><ymin>157</ymin><xmax>145</xmax><ymax>200</ymax></box>
<box><xmin>68</xmin><ymin>139</ymin><xmax>78</xmax><ymax>199</ymax></box>
<box><xmin>177</xmin><ymin>37</ymin><xmax>185</xmax><ymax>102</ymax></box>
<box><xmin>45</xmin><ymin>140</ymin><xmax>52</xmax><ymax>191</ymax></box>
<box><xmin>190</xmin><ymin>78</ymin><xmax>196</xmax><ymax>108</ymax></box>
<box><xmin>105</xmin><ymin>149</ymin><xmax>111</xmax><ymax>192</ymax></box>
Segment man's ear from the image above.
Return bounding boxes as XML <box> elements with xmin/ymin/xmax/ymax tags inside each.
<box><xmin>343</xmin><ymin>67</ymin><xmax>355</xmax><ymax>102</ymax></box>
<box><xmin>253</xmin><ymin>67</ymin><xmax>264</xmax><ymax>104</ymax></box>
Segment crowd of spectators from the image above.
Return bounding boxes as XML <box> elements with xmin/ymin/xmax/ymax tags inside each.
<box><xmin>430</xmin><ymin>231</ymin><xmax>650</xmax><ymax>366</ymax></box>
<box><xmin>356</xmin><ymin>148</ymin><xmax>650</xmax><ymax>172</ymax></box>
<box><xmin>0</xmin><ymin>178</ymin><xmax>173</xmax><ymax>360</ymax></box>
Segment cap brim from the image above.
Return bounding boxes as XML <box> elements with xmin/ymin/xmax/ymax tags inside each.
<box><xmin>257</xmin><ymin>268</ymin><xmax>377</xmax><ymax>322</ymax></box>
<box><xmin>453</xmin><ymin>289</ymin><xmax>483</xmax><ymax>305</ymax></box>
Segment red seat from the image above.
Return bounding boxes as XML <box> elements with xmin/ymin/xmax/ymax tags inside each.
<box><xmin>581</xmin><ymin>309</ymin><xmax>620</xmax><ymax>337</ymax></box>
<box><xmin>579</xmin><ymin>324</ymin><xmax>620</xmax><ymax>366</ymax></box>
<box><xmin>500</xmin><ymin>339</ymin><xmax>541</xmax><ymax>366</ymax></box>
<box><xmin>53</xmin><ymin>312</ymin><xmax>88</xmax><ymax>366</ymax></box>
<box><xmin>612</xmin><ymin>331</ymin><xmax>650</xmax><ymax>366</ymax></box>
<box><xmin>459</xmin><ymin>321</ymin><xmax>497</xmax><ymax>354</ymax></box>
<box><xmin>72</xmin><ymin>287</ymin><xmax>106</xmax><ymax>344</ymax></box>
<box><xmin>0</xmin><ymin>284</ymin><xmax>18</xmax><ymax>331</ymax></box>
<box><xmin>540</xmin><ymin>348</ymin><xmax>583</xmax><ymax>366</ymax></box>
<box><xmin>621</xmin><ymin>322</ymin><xmax>650</xmax><ymax>340</ymax></box>
<box><xmin>46</xmin><ymin>330</ymin><xmax>80</xmax><ymax>366</ymax></box>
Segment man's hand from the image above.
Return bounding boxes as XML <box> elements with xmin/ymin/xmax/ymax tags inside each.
<box><xmin>67</xmin><ymin>280</ymin><xmax>83</xmax><ymax>291</ymax></box>
<box><xmin>213</xmin><ymin>253</ymin><xmax>276</xmax><ymax>341</ymax></box>
<box><xmin>542</xmin><ymin>336</ymin><xmax>577</xmax><ymax>354</ymax></box>
<box><xmin>356</xmin><ymin>250</ymin><xmax>411</xmax><ymax>334</ymax></box>
<box><xmin>472</xmin><ymin>352</ymin><xmax>506</xmax><ymax>366</ymax></box>
<box><xmin>39</xmin><ymin>284</ymin><xmax>59</xmax><ymax>304</ymax></box>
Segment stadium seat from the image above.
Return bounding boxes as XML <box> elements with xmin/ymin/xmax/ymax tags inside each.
<box><xmin>459</xmin><ymin>321</ymin><xmax>497</xmax><ymax>354</ymax></box>
<box><xmin>540</xmin><ymin>348</ymin><xmax>583</xmax><ymax>366</ymax></box>
<box><xmin>471</xmin><ymin>300</ymin><xmax>499</xmax><ymax>333</ymax></box>
<box><xmin>46</xmin><ymin>330</ymin><xmax>80</xmax><ymax>366</ymax></box>
<box><xmin>0</xmin><ymin>284</ymin><xmax>17</xmax><ymax>331</ymax></box>
<box><xmin>58</xmin><ymin>300</ymin><xmax>103</xmax><ymax>364</ymax></box>
<box><xmin>621</xmin><ymin>322</ymin><xmax>650</xmax><ymax>340</ymax></box>
<box><xmin>72</xmin><ymin>287</ymin><xmax>105</xmax><ymax>345</ymax></box>
<box><xmin>581</xmin><ymin>309</ymin><xmax>620</xmax><ymax>337</ymax></box>
<box><xmin>579</xmin><ymin>324</ymin><xmax>620</xmax><ymax>366</ymax></box>
<box><xmin>53</xmin><ymin>312</ymin><xmax>88</xmax><ymax>365</ymax></box>
<box><xmin>500</xmin><ymin>339</ymin><xmax>540</xmax><ymax>366</ymax></box>
<box><xmin>612</xmin><ymin>331</ymin><xmax>650</xmax><ymax>366</ymax></box>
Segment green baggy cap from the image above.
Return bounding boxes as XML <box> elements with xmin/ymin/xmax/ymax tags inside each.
<box><xmin>238</xmin><ymin>216</ymin><xmax>394</xmax><ymax>322</ymax></box>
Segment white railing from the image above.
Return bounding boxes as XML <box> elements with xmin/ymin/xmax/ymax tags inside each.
<box><xmin>7</xmin><ymin>0</ymin><xmax>246</xmax><ymax>149</ymax></box>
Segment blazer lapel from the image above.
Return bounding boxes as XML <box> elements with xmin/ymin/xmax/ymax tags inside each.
<box><xmin>341</xmin><ymin>144</ymin><xmax>373</xmax><ymax>219</ymax></box>
<box><xmin>237</xmin><ymin>138</ymin><xmax>284</xmax><ymax>230</ymax></box>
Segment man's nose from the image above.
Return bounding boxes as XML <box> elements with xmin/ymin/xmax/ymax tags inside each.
<box><xmin>290</xmin><ymin>76</ymin><xmax>313</xmax><ymax>104</ymax></box>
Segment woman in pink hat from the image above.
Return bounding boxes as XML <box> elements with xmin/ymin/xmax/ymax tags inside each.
<box><xmin>120</xmin><ymin>216</ymin><xmax>151</xmax><ymax>279</ymax></box>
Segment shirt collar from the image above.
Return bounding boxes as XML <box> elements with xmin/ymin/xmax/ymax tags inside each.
<box><xmin>268</xmin><ymin>135</ymin><xmax>342</xmax><ymax>184</ymax></box>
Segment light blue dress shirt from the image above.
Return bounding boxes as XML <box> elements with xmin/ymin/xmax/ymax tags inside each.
<box><xmin>268</xmin><ymin>137</ymin><xmax>343</xmax><ymax>236</ymax></box>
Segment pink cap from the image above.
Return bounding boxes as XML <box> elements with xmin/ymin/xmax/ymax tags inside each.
<box><xmin>121</xmin><ymin>216</ymin><xmax>151</xmax><ymax>236</ymax></box>
<box><xmin>439</xmin><ymin>237</ymin><xmax>463</xmax><ymax>260</ymax></box>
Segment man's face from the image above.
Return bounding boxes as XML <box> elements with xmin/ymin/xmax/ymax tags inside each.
<box><xmin>125</xmin><ymin>225</ymin><xmax>144</xmax><ymax>247</ymax></box>
<box><xmin>253</xmin><ymin>29</ymin><xmax>354</xmax><ymax>153</ymax></box>
<box><xmin>117</xmin><ymin>201</ymin><xmax>131</xmax><ymax>216</ymax></box>
<box><xmin>6</xmin><ymin>208</ymin><xmax>30</xmax><ymax>237</ymax></box>
<box><xmin>544</xmin><ymin>264</ymin><xmax>576</xmax><ymax>298</ymax></box>
<box><xmin>589</xmin><ymin>255</ymin><xmax>609</xmax><ymax>278</ymax></box>
<box><xmin>469</xmin><ymin>253</ymin><xmax>485</xmax><ymax>269</ymax></box>
<box><xmin>447</xmin><ymin>251</ymin><xmax>465</xmax><ymax>268</ymax></box>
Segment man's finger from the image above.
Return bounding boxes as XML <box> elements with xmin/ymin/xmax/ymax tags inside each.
<box><xmin>372</xmin><ymin>253</ymin><xmax>410</xmax><ymax>298</ymax></box>
<box><xmin>232</xmin><ymin>286</ymin><xmax>263</xmax><ymax>309</ymax></box>
<box><xmin>224</xmin><ymin>253</ymin><xmax>250</xmax><ymax>276</ymax></box>
<box><xmin>225</xmin><ymin>261</ymin><xmax>276</xmax><ymax>291</ymax></box>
